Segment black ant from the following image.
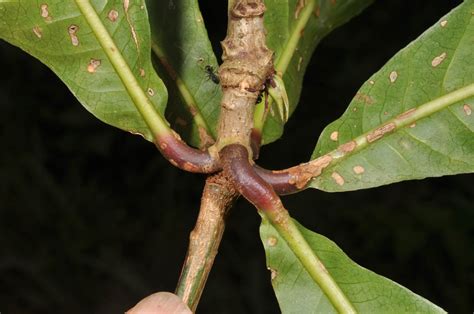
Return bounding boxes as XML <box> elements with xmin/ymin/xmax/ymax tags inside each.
<box><xmin>204</xmin><ymin>65</ymin><xmax>220</xmax><ymax>84</ymax></box>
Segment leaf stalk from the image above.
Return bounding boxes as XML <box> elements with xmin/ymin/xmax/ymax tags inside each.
<box><xmin>220</xmin><ymin>144</ymin><xmax>356</xmax><ymax>313</ymax></box>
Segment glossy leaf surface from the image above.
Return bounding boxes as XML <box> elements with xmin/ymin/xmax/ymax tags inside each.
<box><xmin>310</xmin><ymin>1</ymin><xmax>474</xmax><ymax>192</ymax></box>
<box><xmin>261</xmin><ymin>0</ymin><xmax>373</xmax><ymax>144</ymax></box>
<box><xmin>260</xmin><ymin>218</ymin><xmax>445</xmax><ymax>313</ymax></box>
<box><xmin>0</xmin><ymin>0</ymin><xmax>167</xmax><ymax>141</ymax></box>
<box><xmin>146</xmin><ymin>0</ymin><xmax>221</xmax><ymax>147</ymax></box>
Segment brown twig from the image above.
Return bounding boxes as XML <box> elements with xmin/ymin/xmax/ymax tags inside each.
<box><xmin>175</xmin><ymin>173</ymin><xmax>239</xmax><ymax>312</ymax></box>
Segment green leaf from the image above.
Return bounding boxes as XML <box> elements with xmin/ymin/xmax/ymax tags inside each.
<box><xmin>310</xmin><ymin>1</ymin><xmax>474</xmax><ymax>192</ymax></box>
<box><xmin>146</xmin><ymin>0</ymin><xmax>220</xmax><ymax>147</ymax></box>
<box><xmin>0</xmin><ymin>0</ymin><xmax>167</xmax><ymax>142</ymax></box>
<box><xmin>260</xmin><ymin>218</ymin><xmax>445</xmax><ymax>313</ymax></box>
<box><xmin>261</xmin><ymin>0</ymin><xmax>374</xmax><ymax>144</ymax></box>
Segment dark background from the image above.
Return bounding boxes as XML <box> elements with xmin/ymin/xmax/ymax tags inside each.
<box><xmin>0</xmin><ymin>1</ymin><xmax>472</xmax><ymax>313</ymax></box>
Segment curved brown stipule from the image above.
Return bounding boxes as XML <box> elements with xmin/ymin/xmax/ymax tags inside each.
<box><xmin>155</xmin><ymin>133</ymin><xmax>220</xmax><ymax>174</ymax></box>
<box><xmin>220</xmin><ymin>144</ymin><xmax>283</xmax><ymax>212</ymax></box>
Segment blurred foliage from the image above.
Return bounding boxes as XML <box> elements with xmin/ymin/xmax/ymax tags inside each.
<box><xmin>0</xmin><ymin>0</ymin><xmax>472</xmax><ymax>313</ymax></box>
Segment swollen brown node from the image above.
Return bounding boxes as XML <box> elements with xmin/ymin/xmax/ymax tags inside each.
<box><xmin>220</xmin><ymin>144</ymin><xmax>283</xmax><ymax>212</ymax></box>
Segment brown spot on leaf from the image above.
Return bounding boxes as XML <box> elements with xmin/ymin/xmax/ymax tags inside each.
<box><xmin>464</xmin><ymin>104</ymin><xmax>472</xmax><ymax>116</ymax></box>
<box><xmin>40</xmin><ymin>4</ymin><xmax>52</xmax><ymax>22</ymax></box>
<box><xmin>397</xmin><ymin>108</ymin><xmax>417</xmax><ymax>120</ymax></box>
<box><xmin>33</xmin><ymin>26</ymin><xmax>42</xmax><ymax>38</ymax></box>
<box><xmin>139</xmin><ymin>68</ymin><xmax>145</xmax><ymax>77</ymax></box>
<box><xmin>338</xmin><ymin>141</ymin><xmax>356</xmax><ymax>154</ymax></box>
<box><xmin>353</xmin><ymin>165</ymin><xmax>365</xmax><ymax>175</ymax></box>
<box><xmin>295</xmin><ymin>0</ymin><xmax>305</xmax><ymax>19</ymax></box>
<box><xmin>267</xmin><ymin>236</ymin><xmax>278</xmax><ymax>247</ymax></box>
<box><xmin>68</xmin><ymin>25</ymin><xmax>79</xmax><ymax>46</ymax></box>
<box><xmin>431</xmin><ymin>52</ymin><xmax>447</xmax><ymax>67</ymax></box>
<box><xmin>288</xmin><ymin>155</ymin><xmax>333</xmax><ymax>189</ymax></box>
<box><xmin>87</xmin><ymin>59</ymin><xmax>101</xmax><ymax>73</ymax></box>
<box><xmin>147</xmin><ymin>88</ymin><xmax>155</xmax><ymax>96</ymax></box>
<box><xmin>331</xmin><ymin>172</ymin><xmax>345</xmax><ymax>186</ymax></box>
<box><xmin>389</xmin><ymin>71</ymin><xmax>398</xmax><ymax>83</ymax></box>
<box><xmin>268</xmin><ymin>267</ymin><xmax>278</xmax><ymax>280</ymax></box>
<box><xmin>330</xmin><ymin>131</ymin><xmax>338</xmax><ymax>141</ymax></box>
<box><xmin>355</xmin><ymin>92</ymin><xmax>374</xmax><ymax>105</ymax></box>
<box><xmin>440</xmin><ymin>20</ymin><xmax>448</xmax><ymax>27</ymax></box>
<box><xmin>189</xmin><ymin>105</ymin><xmax>198</xmax><ymax>117</ymax></box>
<box><xmin>108</xmin><ymin>9</ymin><xmax>119</xmax><ymax>22</ymax></box>
<box><xmin>366</xmin><ymin>122</ymin><xmax>396</xmax><ymax>143</ymax></box>
<box><xmin>369</xmin><ymin>80</ymin><xmax>375</xmax><ymax>85</ymax></box>
<box><xmin>409</xmin><ymin>123</ymin><xmax>416</xmax><ymax>128</ymax></box>
<box><xmin>124</xmin><ymin>0</ymin><xmax>141</xmax><ymax>68</ymax></box>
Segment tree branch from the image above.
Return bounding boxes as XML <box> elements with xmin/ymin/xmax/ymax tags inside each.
<box><xmin>175</xmin><ymin>173</ymin><xmax>239</xmax><ymax>312</ymax></box>
<box><xmin>213</xmin><ymin>0</ymin><xmax>273</xmax><ymax>153</ymax></box>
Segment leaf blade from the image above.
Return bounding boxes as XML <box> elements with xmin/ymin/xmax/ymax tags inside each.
<box><xmin>260</xmin><ymin>0</ymin><xmax>374</xmax><ymax>144</ymax></box>
<box><xmin>260</xmin><ymin>218</ymin><xmax>445</xmax><ymax>313</ymax></box>
<box><xmin>310</xmin><ymin>1</ymin><xmax>474</xmax><ymax>192</ymax></box>
<box><xmin>0</xmin><ymin>0</ymin><xmax>166</xmax><ymax>141</ymax></box>
<box><xmin>147</xmin><ymin>0</ymin><xmax>220</xmax><ymax>147</ymax></box>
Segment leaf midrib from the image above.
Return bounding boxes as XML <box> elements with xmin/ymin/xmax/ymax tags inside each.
<box><xmin>312</xmin><ymin>82</ymin><xmax>474</xmax><ymax>187</ymax></box>
<box><xmin>73</xmin><ymin>0</ymin><xmax>170</xmax><ymax>138</ymax></box>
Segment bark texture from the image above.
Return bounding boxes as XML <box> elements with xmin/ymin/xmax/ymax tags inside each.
<box><xmin>215</xmin><ymin>0</ymin><xmax>274</xmax><ymax>155</ymax></box>
<box><xmin>175</xmin><ymin>173</ymin><xmax>238</xmax><ymax>312</ymax></box>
